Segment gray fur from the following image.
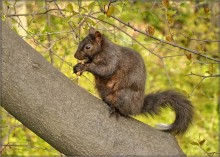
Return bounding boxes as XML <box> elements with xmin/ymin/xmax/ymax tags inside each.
<box><xmin>73</xmin><ymin>29</ymin><xmax>193</xmax><ymax>135</ymax></box>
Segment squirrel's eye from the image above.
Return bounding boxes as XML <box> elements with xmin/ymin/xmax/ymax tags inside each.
<box><xmin>85</xmin><ymin>45</ymin><xmax>91</xmax><ymax>50</ymax></box>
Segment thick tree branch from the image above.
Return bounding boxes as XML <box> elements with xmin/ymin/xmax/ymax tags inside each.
<box><xmin>1</xmin><ymin>22</ymin><xmax>185</xmax><ymax>156</ymax></box>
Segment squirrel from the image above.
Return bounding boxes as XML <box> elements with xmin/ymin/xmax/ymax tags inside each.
<box><xmin>73</xmin><ymin>27</ymin><xmax>193</xmax><ymax>135</ymax></box>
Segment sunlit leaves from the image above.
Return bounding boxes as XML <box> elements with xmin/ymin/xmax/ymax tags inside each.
<box><xmin>4</xmin><ymin>0</ymin><xmax>11</xmax><ymax>8</ymax></box>
<box><xmin>191</xmin><ymin>139</ymin><xmax>206</xmax><ymax>148</ymax></box>
<box><xmin>191</xmin><ymin>141</ymin><xmax>199</xmax><ymax>146</ymax></box>
<box><xmin>196</xmin><ymin>44</ymin><xmax>205</xmax><ymax>52</ymax></box>
<box><xmin>204</xmin><ymin>7</ymin><xmax>210</xmax><ymax>14</ymax></box>
<box><xmin>146</xmin><ymin>25</ymin><xmax>155</xmax><ymax>36</ymax></box>
<box><xmin>85</xmin><ymin>18</ymin><xmax>96</xmax><ymax>26</ymax></box>
<box><xmin>167</xmin><ymin>16</ymin><xmax>174</xmax><ymax>26</ymax></box>
<box><xmin>199</xmin><ymin>139</ymin><xmax>206</xmax><ymax>146</ymax></box>
<box><xmin>184</xmin><ymin>52</ymin><xmax>192</xmax><ymax>60</ymax></box>
<box><xmin>66</xmin><ymin>3</ymin><xmax>74</xmax><ymax>12</ymax></box>
<box><xmin>62</xmin><ymin>15</ymin><xmax>73</xmax><ymax>23</ymax></box>
<box><xmin>165</xmin><ymin>34</ymin><xmax>174</xmax><ymax>42</ymax></box>
<box><xmin>206</xmin><ymin>64</ymin><xmax>214</xmax><ymax>76</ymax></box>
<box><xmin>162</xmin><ymin>0</ymin><xmax>169</xmax><ymax>8</ymax></box>
<box><xmin>190</xmin><ymin>139</ymin><xmax>214</xmax><ymax>157</ymax></box>
<box><xmin>2</xmin><ymin>14</ymin><xmax>6</xmax><ymax>21</ymax></box>
<box><xmin>106</xmin><ymin>5</ymin><xmax>115</xmax><ymax>17</ymax></box>
<box><xmin>42</xmin><ymin>25</ymin><xmax>52</xmax><ymax>33</ymax></box>
<box><xmin>97</xmin><ymin>14</ymin><xmax>105</xmax><ymax>20</ymax></box>
<box><xmin>88</xmin><ymin>1</ymin><xmax>96</xmax><ymax>10</ymax></box>
<box><xmin>166</xmin><ymin>9</ymin><xmax>176</xmax><ymax>16</ymax></box>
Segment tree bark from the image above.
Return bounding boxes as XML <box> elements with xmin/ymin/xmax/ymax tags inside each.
<box><xmin>1</xmin><ymin>22</ymin><xmax>185</xmax><ymax>156</ymax></box>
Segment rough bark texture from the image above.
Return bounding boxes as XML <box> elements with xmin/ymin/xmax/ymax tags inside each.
<box><xmin>1</xmin><ymin>22</ymin><xmax>185</xmax><ymax>156</ymax></box>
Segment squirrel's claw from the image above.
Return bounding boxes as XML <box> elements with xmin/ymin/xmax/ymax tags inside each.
<box><xmin>73</xmin><ymin>63</ymin><xmax>86</xmax><ymax>75</ymax></box>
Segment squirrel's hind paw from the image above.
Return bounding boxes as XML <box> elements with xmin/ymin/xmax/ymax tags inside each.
<box><xmin>108</xmin><ymin>107</ymin><xmax>123</xmax><ymax>120</ymax></box>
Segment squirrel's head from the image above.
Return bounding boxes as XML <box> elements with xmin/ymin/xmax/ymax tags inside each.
<box><xmin>74</xmin><ymin>27</ymin><xmax>103</xmax><ymax>63</ymax></box>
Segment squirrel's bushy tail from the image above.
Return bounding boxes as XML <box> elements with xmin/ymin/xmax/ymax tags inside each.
<box><xmin>141</xmin><ymin>90</ymin><xmax>193</xmax><ymax>135</ymax></box>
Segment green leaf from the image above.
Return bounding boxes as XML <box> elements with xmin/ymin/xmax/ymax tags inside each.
<box><xmin>66</xmin><ymin>3</ymin><xmax>74</xmax><ymax>12</ymax></box>
<box><xmin>63</xmin><ymin>16</ymin><xmax>73</xmax><ymax>23</ymax></box>
<box><xmin>1</xmin><ymin>14</ymin><xmax>6</xmax><ymax>21</ymax></box>
<box><xmin>88</xmin><ymin>2</ymin><xmax>95</xmax><ymax>10</ymax></box>
<box><xmin>12</xmin><ymin>26</ymin><xmax>18</xmax><ymax>34</ymax></box>
<box><xmin>97</xmin><ymin>15</ymin><xmax>106</xmax><ymax>20</ymax></box>
<box><xmin>180</xmin><ymin>2</ymin><xmax>187</xmax><ymax>7</ymax></box>
<box><xmin>86</xmin><ymin>18</ymin><xmax>96</xmax><ymax>26</ymax></box>
<box><xmin>114</xmin><ymin>6</ymin><xmax>121</xmax><ymax>15</ymax></box>
<box><xmin>4</xmin><ymin>0</ymin><xmax>11</xmax><ymax>7</ymax></box>
<box><xmin>206</xmin><ymin>64</ymin><xmax>214</xmax><ymax>75</ymax></box>
<box><xmin>167</xmin><ymin>16</ymin><xmax>174</xmax><ymax>26</ymax></box>
<box><xmin>191</xmin><ymin>142</ymin><xmax>199</xmax><ymax>146</ymax></box>
<box><xmin>65</xmin><ymin>50</ymin><xmax>70</xmax><ymax>55</ymax></box>
<box><xmin>167</xmin><ymin>10</ymin><xmax>177</xmax><ymax>16</ymax></box>
<box><xmin>42</xmin><ymin>25</ymin><xmax>51</xmax><ymax>33</ymax></box>
<box><xmin>199</xmin><ymin>139</ymin><xmax>206</xmax><ymax>146</ymax></box>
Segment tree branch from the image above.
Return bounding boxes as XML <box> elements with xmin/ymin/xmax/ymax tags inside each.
<box><xmin>180</xmin><ymin>33</ymin><xmax>220</xmax><ymax>43</ymax></box>
<box><xmin>4</xmin><ymin>3</ymin><xmax>219</xmax><ymax>63</ymax></box>
<box><xmin>5</xmin><ymin>8</ymin><xmax>65</xmax><ymax>17</ymax></box>
<box><xmin>45</xmin><ymin>0</ymin><xmax>54</xmax><ymax>64</ymax></box>
<box><xmin>2</xmin><ymin>22</ymin><xmax>185</xmax><ymax>156</ymax></box>
<box><xmin>95</xmin><ymin>3</ymin><xmax>219</xmax><ymax>63</ymax></box>
<box><xmin>109</xmin><ymin>15</ymin><xmax>220</xmax><ymax>63</ymax></box>
<box><xmin>187</xmin><ymin>72</ymin><xmax>220</xmax><ymax>78</ymax></box>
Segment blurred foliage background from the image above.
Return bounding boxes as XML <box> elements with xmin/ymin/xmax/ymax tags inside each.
<box><xmin>1</xmin><ymin>0</ymin><xmax>219</xmax><ymax>156</ymax></box>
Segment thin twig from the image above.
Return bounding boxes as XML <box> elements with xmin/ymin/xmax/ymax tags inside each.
<box><xmin>161</xmin><ymin>59</ymin><xmax>172</xmax><ymax>86</ymax></box>
<box><xmin>107</xmin><ymin>0</ymin><xmax>117</xmax><ymax>11</ymax></box>
<box><xmin>190</xmin><ymin>77</ymin><xmax>205</xmax><ymax>96</ymax></box>
<box><xmin>162</xmin><ymin>54</ymin><xmax>185</xmax><ymax>59</ymax></box>
<box><xmin>11</xmin><ymin>16</ymin><xmax>72</xmax><ymax>68</ymax></box>
<box><xmin>5</xmin><ymin>8</ymin><xmax>65</xmax><ymax>17</ymax></box>
<box><xmin>68</xmin><ymin>21</ymin><xmax>80</xmax><ymax>39</ymax></box>
<box><xmin>188</xmin><ymin>72</ymin><xmax>220</xmax><ymax>95</ymax></box>
<box><xmin>53</xmin><ymin>0</ymin><xmax>66</xmax><ymax>18</ymax></box>
<box><xmin>180</xmin><ymin>32</ymin><xmax>220</xmax><ymax>43</ymax></box>
<box><xmin>23</xmin><ymin>30</ymin><xmax>73</xmax><ymax>37</ymax></box>
<box><xmin>187</xmin><ymin>72</ymin><xmax>220</xmax><ymax>78</ymax></box>
<box><xmin>45</xmin><ymin>0</ymin><xmax>54</xmax><ymax>64</ymax></box>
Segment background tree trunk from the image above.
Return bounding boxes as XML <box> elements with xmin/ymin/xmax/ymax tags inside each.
<box><xmin>1</xmin><ymin>22</ymin><xmax>185</xmax><ymax>156</ymax></box>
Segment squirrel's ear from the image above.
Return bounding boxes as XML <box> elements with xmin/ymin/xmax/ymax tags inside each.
<box><xmin>94</xmin><ymin>31</ymin><xmax>102</xmax><ymax>45</ymax></box>
<box><xmin>89</xmin><ymin>27</ymin><xmax>95</xmax><ymax>35</ymax></box>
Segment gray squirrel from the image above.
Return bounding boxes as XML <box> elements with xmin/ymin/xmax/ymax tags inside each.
<box><xmin>73</xmin><ymin>28</ymin><xmax>193</xmax><ymax>135</ymax></box>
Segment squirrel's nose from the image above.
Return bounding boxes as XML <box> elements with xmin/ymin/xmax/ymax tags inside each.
<box><xmin>74</xmin><ymin>52</ymin><xmax>78</xmax><ymax>59</ymax></box>
<box><xmin>74</xmin><ymin>50</ymin><xmax>84</xmax><ymax>60</ymax></box>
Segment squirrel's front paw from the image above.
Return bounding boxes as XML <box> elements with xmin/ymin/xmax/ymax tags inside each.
<box><xmin>73</xmin><ymin>63</ymin><xmax>86</xmax><ymax>76</ymax></box>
